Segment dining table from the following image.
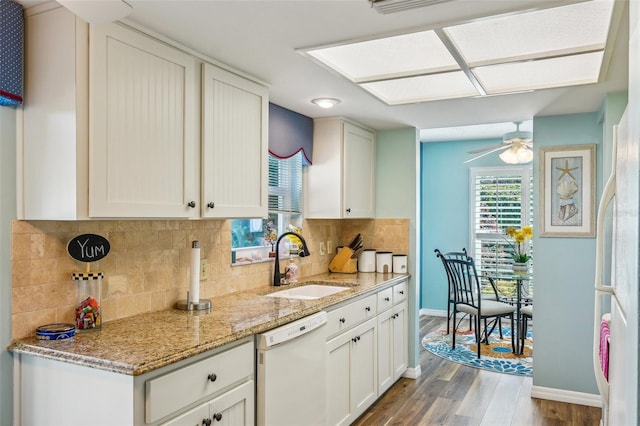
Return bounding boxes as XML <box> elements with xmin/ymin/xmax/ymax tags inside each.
<box><xmin>485</xmin><ymin>270</ymin><xmax>533</xmax><ymax>355</ymax></box>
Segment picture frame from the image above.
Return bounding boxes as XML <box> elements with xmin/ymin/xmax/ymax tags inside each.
<box><xmin>540</xmin><ymin>144</ymin><xmax>596</xmax><ymax>237</ymax></box>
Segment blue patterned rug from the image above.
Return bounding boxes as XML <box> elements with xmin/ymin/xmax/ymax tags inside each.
<box><xmin>421</xmin><ymin>325</ymin><xmax>533</xmax><ymax>376</ymax></box>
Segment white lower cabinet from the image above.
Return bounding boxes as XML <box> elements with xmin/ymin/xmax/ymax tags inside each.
<box><xmin>326</xmin><ymin>318</ymin><xmax>377</xmax><ymax>426</ymax></box>
<box><xmin>325</xmin><ymin>279</ymin><xmax>409</xmax><ymax>426</ymax></box>
<box><xmin>377</xmin><ymin>301</ymin><xmax>408</xmax><ymax>395</ymax></box>
<box><xmin>14</xmin><ymin>338</ymin><xmax>254</xmax><ymax>426</ymax></box>
<box><xmin>163</xmin><ymin>380</ymin><xmax>254</xmax><ymax>426</ymax></box>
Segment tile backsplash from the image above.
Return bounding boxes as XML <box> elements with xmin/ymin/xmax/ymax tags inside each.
<box><xmin>11</xmin><ymin>218</ymin><xmax>409</xmax><ymax>340</ymax></box>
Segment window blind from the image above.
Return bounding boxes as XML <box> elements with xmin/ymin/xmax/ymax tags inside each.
<box><xmin>268</xmin><ymin>151</ymin><xmax>303</xmax><ymax>214</ymax></box>
<box><xmin>470</xmin><ymin>166</ymin><xmax>532</xmax><ymax>276</ymax></box>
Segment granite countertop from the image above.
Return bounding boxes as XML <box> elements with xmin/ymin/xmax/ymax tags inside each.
<box><xmin>8</xmin><ymin>272</ymin><xmax>408</xmax><ymax>376</ymax></box>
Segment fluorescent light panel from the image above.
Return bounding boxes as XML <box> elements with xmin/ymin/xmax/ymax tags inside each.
<box><xmin>361</xmin><ymin>71</ymin><xmax>480</xmax><ymax>104</ymax></box>
<box><xmin>304</xmin><ymin>0</ymin><xmax>615</xmax><ymax>105</ymax></box>
<box><xmin>444</xmin><ymin>0</ymin><xmax>614</xmax><ymax>66</ymax></box>
<box><xmin>307</xmin><ymin>30</ymin><xmax>459</xmax><ymax>82</ymax></box>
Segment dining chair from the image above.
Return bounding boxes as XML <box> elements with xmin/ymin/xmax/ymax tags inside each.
<box><xmin>435</xmin><ymin>248</ymin><xmax>505</xmax><ymax>336</ymax></box>
<box><xmin>438</xmin><ymin>254</ymin><xmax>516</xmax><ymax>358</ymax></box>
<box><xmin>520</xmin><ymin>305</ymin><xmax>533</xmax><ymax>349</ymax></box>
<box><xmin>434</xmin><ymin>248</ymin><xmax>469</xmax><ymax>334</ymax></box>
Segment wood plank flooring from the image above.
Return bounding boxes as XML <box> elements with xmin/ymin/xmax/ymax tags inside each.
<box><xmin>353</xmin><ymin>315</ymin><xmax>602</xmax><ymax>426</ymax></box>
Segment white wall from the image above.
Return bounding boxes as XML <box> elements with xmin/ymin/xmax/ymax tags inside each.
<box><xmin>0</xmin><ymin>106</ymin><xmax>16</xmax><ymax>424</ymax></box>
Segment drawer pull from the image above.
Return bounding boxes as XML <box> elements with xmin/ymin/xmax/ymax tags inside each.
<box><xmin>187</xmin><ymin>201</ymin><xmax>196</xmax><ymax>208</ymax></box>
<box><xmin>207</xmin><ymin>373</ymin><xmax>217</xmax><ymax>382</ymax></box>
<box><xmin>399</xmin><ymin>290</ymin><xmax>404</xmax><ymax>295</ymax></box>
<box><xmin>339</xmin><ymin>318</ymin><xmax>346</xmax><ymax>323</ymax></box>
<box><xmin>384</xmin><ymin>297</ymin><xmax>390</xmax><ymax>302</ymax></box>
<box><xmin>203</xmin><ymin>418</ymin><xmax>212</xmax><ymax>426</ymax></box>
<box><xmin>207</xmin><ymin>202</ymin><xmax>215</xmax><ymax>209</ymax></box>
<box><xmin>352</xmin><ymin>335</ymin><xmax>361</xmax><ymax>343</ymax></box>
<box><xmin>213</xmin><ymin>413</ymin><xmax>223</xmax><ymax>422</ymax></box>
<box><xmin>365</xmin><ymin>306</ymin><xmax>371</xmax><ymax>312</ymax></box>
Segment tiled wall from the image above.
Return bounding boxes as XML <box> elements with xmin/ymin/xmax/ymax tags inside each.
<box><xmin>11</xmin><ymin>218</ymin><xmax>409</xmax><ymax>339</ymax></box>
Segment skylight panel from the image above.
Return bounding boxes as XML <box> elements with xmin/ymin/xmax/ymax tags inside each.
<box><xmin>474</xmin><ymin>51</ymin><xmax>605</xmax><ymax>94</ymax></box>
<box><xmin>306</xmin><ymin>30</ymin><xmax>459</xmax><ymax>82</ymax></box>
<box><xmin>360</xmin><ymin>71</ymin><xmax>480</xmax><ymax>104</ymax></box>
<box><xmin>301</xmin><ymin>0</ymin><xmax>617</xmax><ymax>105</ymax></box>
<box><xmin>443</xmin><ymin>0</ymin><xmax>614</xmax><ymax>66</ymax></box>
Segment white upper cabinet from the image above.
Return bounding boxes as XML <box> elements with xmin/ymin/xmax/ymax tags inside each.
<box><xmin>90</xmin><ymin>23</ymin><xmax>198</xmax><ymax>218</ymax></box>
<box><xmin>201</xmin><ymin>63</ymin><xmax>268</xmax><ymax>219</ymax></box>
<box><xmin>19</xmin><ymin>5</ymin><xmax>268</xmax><ymax>220</ymax></box>
<box><xmin>304</xmin><ymin>118</ymin><xmax>375</xmax><ymax>219</ymax></box>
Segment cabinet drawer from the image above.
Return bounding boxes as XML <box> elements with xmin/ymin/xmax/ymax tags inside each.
<box><xmin>393</xmin><ymin>281</ymin><xmax>407</xmax><ymax>304</ymax></box>
<box><xmin>377</xmin><ymin>288</ymin><xmax>394</xmax><ymax>312</ymax></box>
<box><xmin>326</xmin><ymin>294</ymin><xmax>377</xmax><ymax>338</ymax></box>
<box><xmin>146</xmin><ymin>341</ymin><xmax>253</xmax><ymax>423</ymax></box>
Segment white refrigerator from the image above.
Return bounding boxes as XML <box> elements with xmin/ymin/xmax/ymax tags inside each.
<box><xmin>593</xmin><ymin>107</ymin><xmax>638</xmax><ymax>426</ymax></box>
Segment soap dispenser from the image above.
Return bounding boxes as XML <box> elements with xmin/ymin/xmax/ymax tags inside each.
<box><xmin>285</xmin><ymin>257</ymin><xmax>298</xmax><ymax>283</ymax></box>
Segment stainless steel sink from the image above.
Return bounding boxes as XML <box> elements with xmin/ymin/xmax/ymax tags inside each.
<box><xmin>265</xmin><ymin>284</ymin><xmax>349</xmax><ymax>300</ymax></box>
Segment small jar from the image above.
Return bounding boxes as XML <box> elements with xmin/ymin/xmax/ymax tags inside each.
<box><xmin>72</xmin><ymin>271</ymin><xmax>103</xmax><ymax>331</ymax></box>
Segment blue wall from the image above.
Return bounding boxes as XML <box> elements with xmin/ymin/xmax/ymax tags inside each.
<box><xmin>532</xmin><ymin>112</ymin><xmax>603</xmax><ymax>394</ymax></box>
<box><xmin>420</xmin><ymin>138</ymin><xmax>505</xmax><ymax>312</ymax></box>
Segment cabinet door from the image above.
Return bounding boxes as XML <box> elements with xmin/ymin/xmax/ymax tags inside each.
<box><xmin>392</xmin><ymin>302</ymin><xmax>408</xmax><ymax>380</ymax></box>
<box><xmin>202</xmin><ymin>63</ymin><xmax>268</xmax><ymax>218</ymax></box>
<box><xmin>162</xmin><ymin>401</ymin><xmax>210</xmax><ymax>426</ymax></box>
<box><xmin>326</xmin><ymin>333</ymin><xmax>352</xmax><ymax>426</ymax></box>
<box><xmin>350</xmin><ymin>318</ymin><xmax>377</xmax><ymax>419</ymax></box>
<box><xmin>209</xmin><ymin>380</ymin><xmax>255</xmax><ymax>426</ymax></box>
<box><xmin>162</xmin><ymin>380</ymin><xmax>253</xmax><ymax>426</ymax></box>
<box><xmin>342</xmin><ymin>122</ymin><xmax>375</xmax><ymax>218</ymax></box>
<box><xmin>376</xmin><ymin>308</ymin><xmax>394</xmax><ymax>394</ymax></box>
<box><xmin>90</xmin><ymin>23</ymin><xmax>198</xmax><ymax>218</ymax></box>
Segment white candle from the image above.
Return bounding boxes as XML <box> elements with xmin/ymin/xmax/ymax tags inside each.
<box><xmin>189</xmin><ymin>241</ymin><xmax>200</xmax><ymax>304</ymax></box>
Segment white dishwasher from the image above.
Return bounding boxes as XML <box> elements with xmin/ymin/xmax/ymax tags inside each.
<box><xmin>256</xmin><ymin>310</ymin><xmax>328</xmax><ymax>426</ymax></box>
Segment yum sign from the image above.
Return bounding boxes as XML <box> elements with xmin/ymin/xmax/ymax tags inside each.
<box><xmin>67</xmin><ymin>234</ymin><xmax>111</xmax><ymax>262</ymax></box>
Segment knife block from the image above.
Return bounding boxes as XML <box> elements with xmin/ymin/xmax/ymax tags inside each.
<box><xmin>329</xmin><ymin>247</ymin><xmax>358</xmax><ymax>273</ymax></box>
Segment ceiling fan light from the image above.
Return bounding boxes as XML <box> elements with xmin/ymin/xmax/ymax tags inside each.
<box><xmin>516</xmin><ymin>146</ymin><xmax>533</xmax><ymax>163</ymax></box>
<box><xmin>499</xmin><ymin>145</ymin><xmax>532</xmax><ymax>164</ymax></box>
<box><xmin>499</xmin><ymin>147</ymin><xmax>519</xmax><ymax>164</ymax></box>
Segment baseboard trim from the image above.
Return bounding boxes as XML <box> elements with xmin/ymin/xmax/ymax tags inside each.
<box><xmin>420</xmin><ymin>308</ymin><xmax>446</xmax><ymax>317</ymax></box>
<box><xmin>531</xmin><ymin>385</ymin><xmax>602</xmax><ymax>407</ymax></box>
<box><xmin>403</xmin><ymin>365</ymin><xmax>421</xmax><ymax>379</ymax></box>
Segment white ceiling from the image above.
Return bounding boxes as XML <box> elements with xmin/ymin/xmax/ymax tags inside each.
<box><xmin>22</xmin><ymin>0</ymin><xmax>630</xmax><ymax>136</ymax></box>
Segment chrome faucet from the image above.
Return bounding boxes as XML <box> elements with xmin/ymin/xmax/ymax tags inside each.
<box><xmin>273</xmin><ymin>231</ymin><xmax>311</xmax><ymax>286</ymax></box>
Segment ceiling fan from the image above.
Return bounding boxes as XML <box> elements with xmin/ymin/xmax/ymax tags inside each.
<box><xmin>464</xmin><ymin>121</ymin><xmax>533</xmax><ymax>164</ymax></box>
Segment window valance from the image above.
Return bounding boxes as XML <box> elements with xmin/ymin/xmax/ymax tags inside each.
<box><xmin>0</xmin><ymin>0</ymin><xmax>23</xmax><ymax>107</ymax></box>
<box><xmin>268</xmin><ymin>103</ymin><xmax>313</xmax><ymax>165</ymax></box>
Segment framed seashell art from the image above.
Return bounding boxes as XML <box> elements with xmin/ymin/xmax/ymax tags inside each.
<box><xmin>540</xmin><ymin>144</ymin><xmax>596</xmax><ymax>237</ymax></box>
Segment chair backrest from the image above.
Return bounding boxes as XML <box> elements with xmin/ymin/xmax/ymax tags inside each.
<box><xmin>439</xmin><ymin>255</ymin><xmax>482</xmax><ymax>309</ymax></box>
<box><xmin>434</xmin><ymin>248</ymin><xmax>471</xmax><ymax>296</ymax></box>
<box><xmin>434</xmin><ymin>248</ymin><xmax>468</xmax><ymax>262</ymax></box>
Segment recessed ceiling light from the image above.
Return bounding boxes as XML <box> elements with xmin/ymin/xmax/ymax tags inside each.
<box><xmin>311</xmin><ymin>98</ymin><xmax>341</xmax><ymax>108</ymax></box>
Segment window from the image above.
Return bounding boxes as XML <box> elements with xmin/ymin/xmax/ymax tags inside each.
<box><xmin>469</xmin><ymin>166</ymin><xmax>533</xmax><ymax>278</ymax></box>
<box><xmin>231</xmin><ymin>152</ymin><xmax>304</xmax><ymax>263</ymax></box>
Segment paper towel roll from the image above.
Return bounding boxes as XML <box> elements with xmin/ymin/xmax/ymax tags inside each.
<box><xmin>189</xmin><ymin>241</ymin><xmax>200</xmax><ymax>304</ymax></box>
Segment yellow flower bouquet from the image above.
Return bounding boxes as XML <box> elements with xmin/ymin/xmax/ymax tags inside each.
<box><xmin>505</xmin><ymin>225</ymin><xmax>533</xmax><ymax>263</ymax></box>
